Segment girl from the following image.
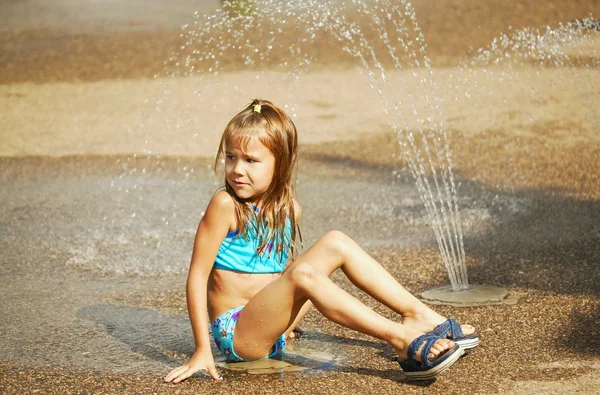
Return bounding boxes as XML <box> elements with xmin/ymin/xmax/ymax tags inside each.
<box><xmin>164</xmin><ymin>99</ymin><xmax>477</xmax><ymax>383</ymax></box>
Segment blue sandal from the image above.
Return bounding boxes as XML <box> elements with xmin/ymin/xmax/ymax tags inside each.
<box><xmin>432</xmin><ymin>319</ymin><xmax>479</xmax><ymax>350</ymax></box>
<box><xmin>398</xmin><ymin>333</ymin><xmax>464</xmax><ymax>380</ymax></box>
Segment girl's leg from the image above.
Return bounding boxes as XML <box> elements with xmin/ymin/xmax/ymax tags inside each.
<box><xmin>233</xmin><ymin>231</ymin><xmax>455</xmax><ymax>361</ymax></box>
<box><xmin>298</xmin><ymin>231</ymin><xmax>474</xmax><ymax>335</ymax></box>
<box><xmin>284</xmin><ymin>300</ymin><xmax>312</xmax><ymax>339</ymax></box>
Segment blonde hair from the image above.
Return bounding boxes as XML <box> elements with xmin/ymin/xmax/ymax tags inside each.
<box><xmin>215</xmin><ymin>99</ymin><xmax>300</xmax><ymax>260</ymax></box>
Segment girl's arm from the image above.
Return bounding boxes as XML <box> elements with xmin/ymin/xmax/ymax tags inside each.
<box><xmin>164</xmin><ymin>191</ymin><xmax>234</xmax><ymax>383</ymax></box>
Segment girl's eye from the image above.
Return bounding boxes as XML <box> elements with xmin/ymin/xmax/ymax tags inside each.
<box><xmin>226</xmin><ymin>155</ymin><xmax>235</xmax><ymax>161</ymax></box>
<box><xmin>247</xmin><ymin>158</ymin><xmax>256</xmax><ymax>163</ymax></box>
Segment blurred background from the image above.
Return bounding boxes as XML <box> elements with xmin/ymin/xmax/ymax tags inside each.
<box><xmin>2</xmin><ymin>0</ymin><xmax>599</xmax><ymax>84</ymax></box>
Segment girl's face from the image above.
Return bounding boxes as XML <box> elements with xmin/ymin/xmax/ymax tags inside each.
<box><xmin>225</xmin><ymin>136</ymin><xmax>275</xmax><ymax>201</ymax></box>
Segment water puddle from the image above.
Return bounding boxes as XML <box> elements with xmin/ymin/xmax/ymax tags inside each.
<box><xmin>216</xmin><ymin>345</ymin><xmax>342</xmax><ymax>375</ymax></box>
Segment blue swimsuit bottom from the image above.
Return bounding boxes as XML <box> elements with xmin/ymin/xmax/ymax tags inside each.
<box><xmin>211</xmin><ymin>306</ymin><xmax>287</xmax><ymax>362</ymax></box>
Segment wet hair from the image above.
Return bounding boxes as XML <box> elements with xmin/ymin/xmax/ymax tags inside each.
<box><xmin>214</xmin><ymin>99</ymin><xmax>300</xmax><ymax>260</ymax></box>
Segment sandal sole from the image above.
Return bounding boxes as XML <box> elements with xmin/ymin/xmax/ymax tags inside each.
<box><xmin>455</xmin><ymin>336</ymin><xmax>479</xmax><ymax>350</ymax></box>
<box><xmin>403</xmin><ymin>345</ymin><xmax>465</xmax><ymax>381</ymax></box>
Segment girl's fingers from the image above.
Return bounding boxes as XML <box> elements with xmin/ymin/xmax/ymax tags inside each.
<box><xmin>207</xmin><ymin>364</ymin><xmax>223</xmax><ymax>380</ymax></box>
<box><xmin>172</xmin><ymin>367</ymin><xmax>195</xmax><ymax>383</ymax></box>
<box><xmin>165</xmin><ymin>363</ymin><xmax>221</xmax><ymax>383</ymax></box>
<box><xmin>164</xmin><ymin>365</ymin><xmax>187</xmax><ymax>382</ymax></box>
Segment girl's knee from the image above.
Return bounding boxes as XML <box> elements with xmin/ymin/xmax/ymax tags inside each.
<box><xmin>322</xmin><ymin>230</ymin><xmax>353</xmax><ymax>254</ymax></box>
<box><xmin>287</xmin><ymin>262</ymin><xmax>319</xmax><ymax>290</ymax></box>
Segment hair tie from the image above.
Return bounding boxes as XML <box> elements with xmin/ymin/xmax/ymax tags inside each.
<box><xmin>253</xmin><ymin>104</ymin><xmax>261</xmax><ymax>114</ymax></box>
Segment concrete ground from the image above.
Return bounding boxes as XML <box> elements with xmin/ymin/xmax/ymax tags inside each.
<box><xmin>1</xmin><ymin>1</ymin><xmax>599</xmax><ymax>394</ymax></box>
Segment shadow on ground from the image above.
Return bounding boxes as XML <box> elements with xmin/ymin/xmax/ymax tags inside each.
<box><xmin>77</xmin><ymin>303</ymin><xmax>447</xmax><ymax>386</ymax></box>
<box><xmin>77</xmin><ymin>305</ymin><xmax>194</xmax><ymax>368</ymax></box>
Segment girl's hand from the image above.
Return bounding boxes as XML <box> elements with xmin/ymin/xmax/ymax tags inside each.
<box><xmin>164</xmin><ymin>349</ymin><xmax>222</xmax><ymax>383</ymax></box>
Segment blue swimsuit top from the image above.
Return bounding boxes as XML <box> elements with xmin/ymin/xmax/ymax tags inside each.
<box><xmin>214</xmin><ymin>215</ymin><xmax>292</xmax><ymax>274</ymax></box>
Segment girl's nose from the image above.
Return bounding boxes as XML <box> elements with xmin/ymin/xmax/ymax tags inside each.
<box><xmin>232</xmin><ymin>161</ymin><xmax>244</xmax><ymax>175</ymax></box>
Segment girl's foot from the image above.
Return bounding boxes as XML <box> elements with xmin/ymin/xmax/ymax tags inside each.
<box><xmin>286</xmin><ymin>325</ymin><xmax>305</xmax><ymax>341</ymax></box>
<box><xmin>394</xmin><ymin>327</ymin><xmax>455</xmax><ymax>362</ymax></box>
<box><xmin>396</xmin><ymin>332</ymin><xmax>464</xmax><ymax>380</ymax></box>
<box><xmin>401</xmin><ymin>308</ymin><xmax>476</xmax><ymax>339</ymax></box>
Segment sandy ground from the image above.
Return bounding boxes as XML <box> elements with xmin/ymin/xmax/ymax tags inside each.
<box><xmin>2</xmin><ymin>67</ymin><xmax>599</xmax><ymax>157</ymax></box>
<box><xmin>1</xmin><ymin>1</ymin><xmax>600</xmax><ymax>394</ymax></box>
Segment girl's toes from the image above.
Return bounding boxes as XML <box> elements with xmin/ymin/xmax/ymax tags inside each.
<box><xmin>462</xmin><ymin>325</ymin><xmax>475</xmax><ymax>336</ymax></box>
<box><xmin>437</xmin><ymin>339</ymin><xmax>454</xmax><ymax>351</ymax></box>
<box><xmin>430</xmin><ymin>340</ymin><xmax>449</xmax><ymax>356</ymax></box>
<box><xmin>428</xmin><ymin>340</ymin><xmax>453</xmax><ymax>361</ymax></box>
<box><xmin>431</xmin><ymin>342</ymin><xmax>445</xmax><ymax>354</ymax></box>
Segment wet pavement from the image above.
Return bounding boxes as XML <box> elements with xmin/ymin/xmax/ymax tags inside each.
<box><xmin>1</xmin><ymin>145</ymin><xmax>599</xmax><ymax>393</ymax></box>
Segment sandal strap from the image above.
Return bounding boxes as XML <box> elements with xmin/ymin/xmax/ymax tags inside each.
<box><xmin>407</xmin><ymin>333</ymin><xmax>441</xmax><ymax>368</ymax></box>
<box><xmin>448</xmin><ymin>318</ymin><xmax>465</xmax><ymax>339</ymax></box>
<box><xmin>434</xmin><ymin>318</ymin><xmax>465</xmax><ymax>340</ymax></box>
